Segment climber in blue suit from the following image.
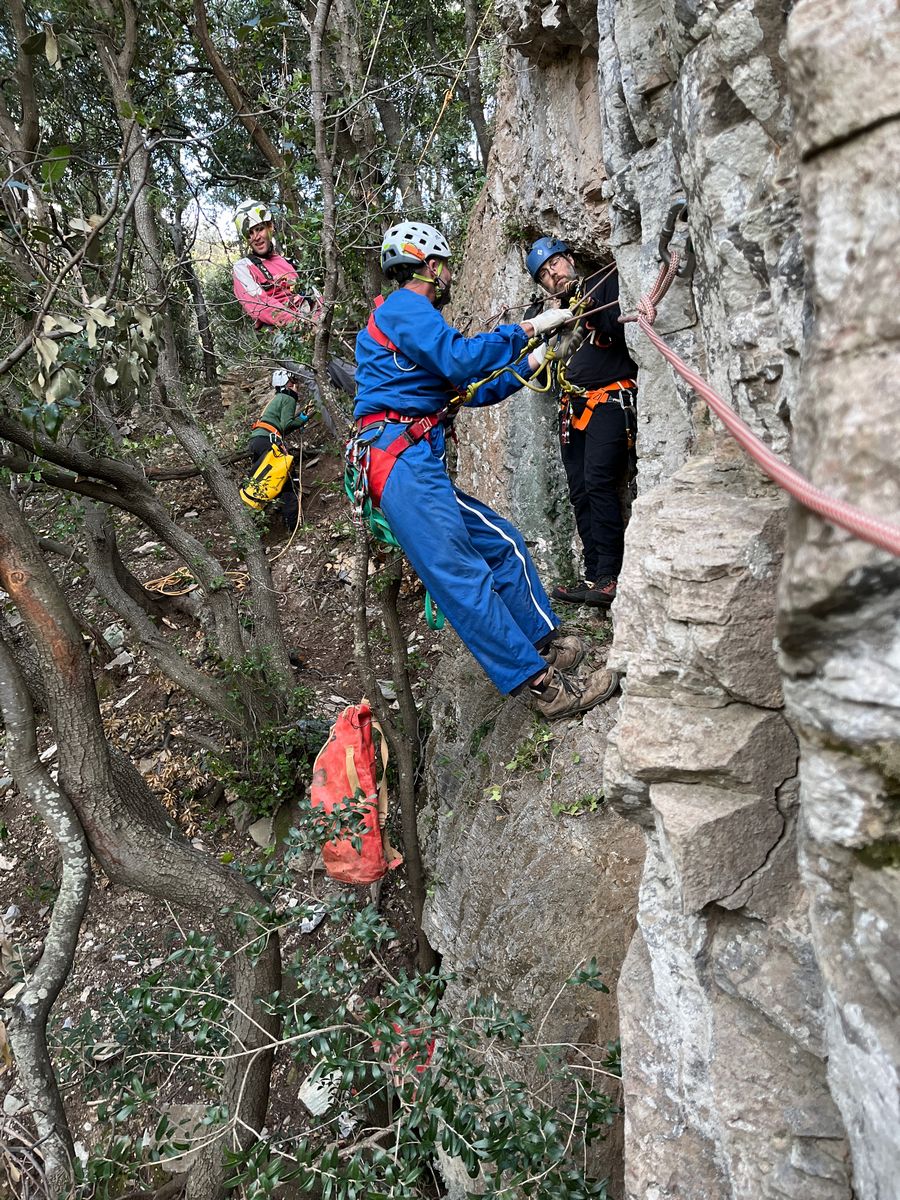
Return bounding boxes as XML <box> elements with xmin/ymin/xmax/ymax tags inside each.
<box><xmin>349</xmin><ymin>220</ymin><xmax>619</xmax><ymax>720</ymax></box>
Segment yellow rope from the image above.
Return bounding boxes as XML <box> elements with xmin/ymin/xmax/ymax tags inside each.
<box><xmin>416</xmin><ymin>5</ymin><xmax>493</xmax><ymax>167</ymax></box>
<box><xmin>144</xmin><ymin>568</ymin><xmax>199</xmax><ymax>596</ymax></box>
<box><xmin>143</xmin><ymin>567</ymin><xmax>251</xmax><ymax>596</ymax></box>
<box><xmin>461</xmin><ymin>338</ymin><xmax>560</xmax><ymax>404</ymax></box>
<box><xmin>269</xmin><ymin>444</ymin><xmax>303</xmax><ymax>563</ymax></box>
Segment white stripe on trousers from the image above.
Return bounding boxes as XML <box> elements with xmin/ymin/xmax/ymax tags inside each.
<box><xmin>454</xmin><ymin>492</ymin><xmax>555</xmax><ymax>633</ymax></box>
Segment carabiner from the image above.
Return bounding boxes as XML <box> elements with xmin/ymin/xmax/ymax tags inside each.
<box><xmin>658</xmin><ymin>199</ymin><xmax>696</xmax><ymax>281</ymax></box>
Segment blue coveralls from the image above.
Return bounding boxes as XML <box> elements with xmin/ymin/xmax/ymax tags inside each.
<box><xmin>353</xmin><ymin>288</ymin><xmax>559</xmax><ymax>695</ymax></box>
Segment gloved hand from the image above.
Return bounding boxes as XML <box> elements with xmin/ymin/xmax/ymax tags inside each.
<box><xmin>528</xmin><ymin>340</ymin><xmax>551</xmax><ymax>371</ymax></box>
<box><xmin>524</xmin><ymin>307</ymin><xmax>571</xmax><ymax>337</ymax></box>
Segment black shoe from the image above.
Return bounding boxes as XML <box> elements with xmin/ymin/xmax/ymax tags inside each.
<box><xmin>551</xmin><ymin>579</ymin><xmax>589</xmax><ymax>603</ymax></box>
<box><xmin>551</xmin><ymin>577</ymin><xmax>617</xmax><ymax>607</ymax></box>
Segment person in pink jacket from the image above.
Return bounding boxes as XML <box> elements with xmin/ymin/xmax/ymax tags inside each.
<box><xmin>232</xmin><ymin>200</ymin><xmax>323</xmax><ymax>330</ymax></box>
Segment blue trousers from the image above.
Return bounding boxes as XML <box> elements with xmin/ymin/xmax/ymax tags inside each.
<box><xmin>373</xmin><ymin>425</ymin><xmax>559</xmax><ymax>694</ymax></box>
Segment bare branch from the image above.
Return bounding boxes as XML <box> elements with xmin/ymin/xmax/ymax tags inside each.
<box><xmin>192</xmin><ymin>0</ymin><xmax>299</xmax><ymax>216</ymax></box>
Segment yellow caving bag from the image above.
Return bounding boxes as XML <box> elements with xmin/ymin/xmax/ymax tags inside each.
<box><xmin>240</xmin><ymin>440</ymin><xmax>294</xmax><ymax>510</ymax></box>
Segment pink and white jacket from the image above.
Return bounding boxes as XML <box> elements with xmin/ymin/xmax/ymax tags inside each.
<box><xmin>232</xmin><ymin>250</ymin><xmax>323</xmax><ymax>329</ymax></box>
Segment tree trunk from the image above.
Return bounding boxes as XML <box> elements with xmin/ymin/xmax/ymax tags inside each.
<box><xmin>371</xmin><ymin>91</ymin><xmax>427</xmax><ymax>213</ymax></box>
<box><xmin>0</xmin><ymin>487</ymin><xmax>282</xmax><ymax>1200</ymax></box>
<box><xmin>378</xmin><ymin>560</ymin><xmax>436</xmax><ymax>972</ymax></box>
<box><xmin>0</xmin><ymin>425</ymin><xmax>263</xmax><ymax>714</ymax></box>
<box><xmin>351</xmin><ymin>526</ymin><xmax>436</xmax><ymax>971</ymax></box>
<box><xmin>463</xmin><ymin>0</ymin><xmax>492</xmax><ymax>167</ymax></box>
<box><xmin>308</xmin><ymin>0</ymin><xmax>351</xmax><ymax>435</ymax></box>
<box><xmin>96</xmin><ymin>28</ymin><xmax>295</xmax><ymax>703</ymax></box>
<box><xmin>191</xmin><ymin>0</ymin><xmax>299</xmax><ymax>217</ymax></box>
<box><xmin>82</xmin><ymin>503</ymin><xmax>246</xmax><ymax>727</ymax></box>
<box><xmin>171</xmin><ymin>164</ymin><xmax>219</xmax><ymax>389</ymax></box>
<box><xmin>0</xmin><ymin>638</ymin><xmax>90</xmax><ymax>1196</ymax></box>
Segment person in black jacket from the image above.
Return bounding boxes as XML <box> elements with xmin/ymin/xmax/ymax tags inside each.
<box><xmin>525</xmin><ymin>237</ymin><xmax>638</xmax><ymax>607</ymax></box>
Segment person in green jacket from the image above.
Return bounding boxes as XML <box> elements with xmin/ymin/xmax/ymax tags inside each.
<box><xmin>247</xmin><ymin>368</ymin><xmax>309</xmax><ymax>530</ymax></box>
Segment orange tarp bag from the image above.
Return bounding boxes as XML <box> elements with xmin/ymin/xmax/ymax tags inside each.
<box><xmin>309</xmin><ymin>699</ymin><xmax>403</xmax><ymax>884</ymax></box>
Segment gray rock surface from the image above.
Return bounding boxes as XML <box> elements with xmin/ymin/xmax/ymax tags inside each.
<box><xmin>420</xmin><ymin>644</ymin><xmax>644</xmax><ymax>1190</ymax></box>
<box><xmin>776</xmin><ymin>4</ymin><xmax>900</xmax><ymax>1197</ymax></box>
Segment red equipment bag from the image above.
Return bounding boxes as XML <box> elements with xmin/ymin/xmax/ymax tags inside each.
<box><xmin>309</xmin><ymin>700</ymin><xmax>403</xmax><ymax>884</ymax></box>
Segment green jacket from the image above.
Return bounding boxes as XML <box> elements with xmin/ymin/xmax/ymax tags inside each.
<box><xmin>257</xmin><ymin>389</ymin><xmax>308</xmax><ymax>436</ymax></box>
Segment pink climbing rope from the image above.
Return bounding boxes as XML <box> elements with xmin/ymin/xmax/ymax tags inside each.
<box><xmin>625</xmin><ymin>258</ymin><xmax>900</xmax><ymax>558</ymax></box>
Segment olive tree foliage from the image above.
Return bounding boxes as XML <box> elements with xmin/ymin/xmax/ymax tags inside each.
<box><xmin>185</xmin><ymin>0</ymin><xmax>497</xmax><ymax>344</ymax></box>
<box><xmin>0</xmin><ymin>1</ymin><xmax>527</xmax><ymax>1198</ymax></box>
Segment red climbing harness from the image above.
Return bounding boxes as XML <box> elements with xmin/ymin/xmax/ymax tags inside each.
<box><xmin>366</xmin><ymin>294</ymin><xmax>398</xmax><ymax>352</ymax></box>
<box><xmin>354</xmin><ymin>408</ymin><xmax>448</xmax><ymax>505</ymax></box>
<box><xmin>351</xmin><ymin>297</ymin><xmax>462</xmax><ymax>507</ymax></box>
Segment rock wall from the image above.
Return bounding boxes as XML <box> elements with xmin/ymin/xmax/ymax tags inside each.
<box><xmin>777</xmin><ymin>5</ymin><xmax>900</xmax><ymax>1197</ymax></box>
<box><xmin>421</xmin><ymin>25</ymin><xmax>647</xmax><ymax>1200</ymax></box>
<box><xmin>424</xmin><ymin>0</ymin><xmax>899</xmax><ymax>1196</ymax></box>
<box><xmin>420</xmin><ymin>646</ymin><xmax>644</xmax><ymax>1187</ymax></box>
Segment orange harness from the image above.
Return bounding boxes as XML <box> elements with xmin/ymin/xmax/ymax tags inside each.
<box><xmin>569</xmin><ymin>378</ymin><xmax>637</xmax><ymax>432</ymax></box>
<box><xmin>250</xmin><ymin>420</ymin><xmax>281</xmax><ymax>437</ymax></box>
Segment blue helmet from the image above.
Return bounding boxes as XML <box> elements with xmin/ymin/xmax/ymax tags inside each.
<box><xmin>526</xmin><ymin>236</ymin><xmax>570</xmax><ymax>281</ymax></box>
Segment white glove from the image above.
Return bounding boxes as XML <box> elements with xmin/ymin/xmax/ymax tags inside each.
<box><xmin>528</xmin><ymin>340</ymin><xmax>550</xmax><ymax>370</ymax></box>
<box><xmin>526</xmin><ymin>307</ymin><xmax>571</xmax><ymax>337</ymax></box>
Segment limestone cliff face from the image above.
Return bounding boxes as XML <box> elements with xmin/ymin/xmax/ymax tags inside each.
<box><xmin>777</xmin><ymin>5</ymin><xmax>900</xmax><ymax>1196</ymax></box>
<box><xmin>424</xmin><ymin>0</ymin><xmax>899</xmax><ymax>1197</ymax></box>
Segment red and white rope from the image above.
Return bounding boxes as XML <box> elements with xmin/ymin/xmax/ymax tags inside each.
<box><xmin>627</xmin><ymin>255</ymin><xmax>900</xmax><ymax>558</ymax></box>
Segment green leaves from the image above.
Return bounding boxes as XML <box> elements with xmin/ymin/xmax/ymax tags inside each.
<box><xmin>567</xmin><ymin>958</ymin><xmax>610</xmax><ymax>994</ymax></box>
<box><xmin>54</xmin><ymin>884</ymin><xmax>617</xmax><ymax>1200</ymax></box>
<box><xmin>40</xmin><ymin>144</ymin><xmax>70</xmax><ymax>186</ymax></box>
<box><xmin>25</xmin><ymin>302</ymin><xmax>160</xmax><ymax>439</ymax></box>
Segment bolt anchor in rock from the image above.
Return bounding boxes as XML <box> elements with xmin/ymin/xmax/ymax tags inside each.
<box><xmin>658</xmin><ymin>199</ymin><xmax>696</xmax><ymax>281</ymax></box>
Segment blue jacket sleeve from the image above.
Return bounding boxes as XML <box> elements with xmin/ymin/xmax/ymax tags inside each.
<box><xmin>378</xmin><ymin>296</ymin><xmax>530</xmax><ymax>389</ymax></box>
<box><xmin>463</xmin><ymin>358</ymin><xmax>539</xmax><ymax>407</ymax></box>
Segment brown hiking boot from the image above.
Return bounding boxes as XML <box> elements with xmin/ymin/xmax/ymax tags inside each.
<box><xmin>529</xmin><ymin>664</ymin><xmax>619</xmax><ymax>721</ymax></box>
<box><xmin>541</xmin><ymin>634</ymin><xmax>587</xmax><ymax>672</ymax></box>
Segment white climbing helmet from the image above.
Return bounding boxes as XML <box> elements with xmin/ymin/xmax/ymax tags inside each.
<box><xmin>380</xmin><ymin>221</ymin><xmax>452</xmax><ymax>273</ymax></box>
<box><xmin>234</xmin><ymin>199</ymin><xmax>272</xmax><ymax>239</ymax></box>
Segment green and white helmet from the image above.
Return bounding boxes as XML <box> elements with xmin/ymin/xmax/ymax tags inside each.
<box><xmin>380</xmin><ymin>221</ymin><xmax>451</xmax><ymax>273</ymax></box>
<box><xmin>234</xmin><ymin>199</ymin><xmax>272</xmax><ymax>239</ymax></box>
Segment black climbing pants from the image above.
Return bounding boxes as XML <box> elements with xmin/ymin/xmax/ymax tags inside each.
<box><xmin>248</xmin><ymin>433</ymin><xmax>300</xmax><ymax>531</ymax></box>
<box><xmin>559</xmin><ymin>397</ymin><xmax>630</xmax><ymax>581</ymax></box>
